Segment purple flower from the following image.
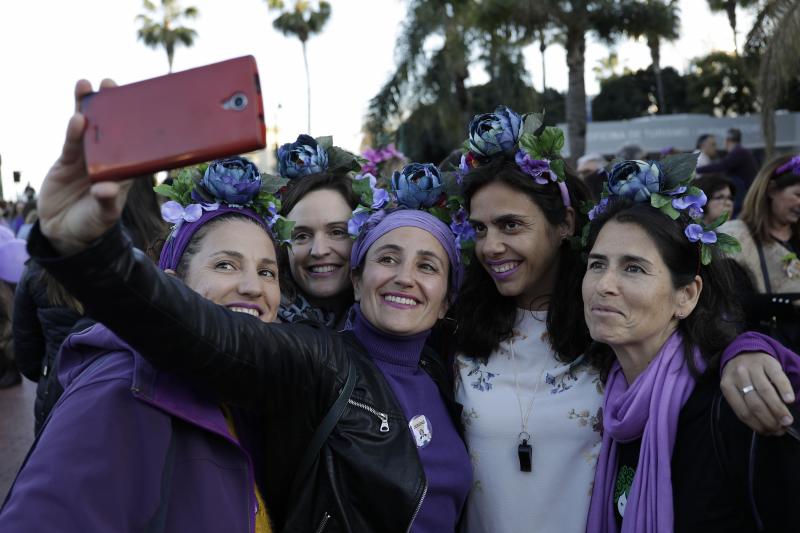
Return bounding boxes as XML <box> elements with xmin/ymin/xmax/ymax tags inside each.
<box><xmin>608</xmin><ymin>160</ymin><xmax>662</xmax><ymax>202</ymax></box>
<box><xmin>775</xmin><ymin>155</ymin><xmax>800</xmax><ymax>176</ymax></box>
<box><xmin>672</xmin><ymin>190</ymin><xmax>707</xmax><ymax>213</ymax></box>
<box><xmin>391</xmin><ymin>163</ymin><xmax>444</xmax><ymax>209</ymax></box>
<box><xmin>467</xmin><ymin>105</ymin><xmax>523</xmax><ymax>157</ymax></box>
<box><xmin>348</xmin><ymin>208</ymin><xmax>372</xmax><ymax>237</ymax></box>
<box><xmin>685</xmin><ymin>224</ymin><xmax>718</xmax><ymax>244</ymax></box>
<box><xmin>515</xmin><ymin>151</ymin><xmax>556</xmax><ymax>185</ymax></box>
<box><xmin>588</xmin><ymin>197</ymin><xmax>609</xmax><ymax>221</ymax></box>
<box><xmin>278</xmin><ymin>134</ymin><xmax>329</xmax><ymax>179</ymax></box>
<box><xmin>450</xmin><ymin>207</ymin><xmax>476</xmax><ymax>251</ymax></box>
<box><xmin>198</xmin><ymin>157</ymin><xmax>262</xmax><ymax>205</ymax></box>
<box><xmin>357</xmin><ymin>173</ymin><xmax>391</xmax><ymax>209</ymax></box>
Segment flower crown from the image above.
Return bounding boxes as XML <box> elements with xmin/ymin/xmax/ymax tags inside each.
<box><xmin>459</xmin><ymin>105</ymin><xmax>571</xmax><ymax>207</ymax></box>
<box><xmin>347</xmin><ymin>163</ymin><xmax>475</xmax><ymax>264</ymax></box>
<box><xmin>361</xmin><ymin>143</ymin><xmax>408</xmax><ymax>178</ymax></box>
<box><xmin>584</xmin><ymin>153</ymin><xmax>741</xmax><ymax>265</ymax></box>
<box><xmin>775</xmin><ymin>155</ymin><xmax>800</xmax><ymax>177</ymax></box>
<box><xmin>154</xmin><ymin>156</ymin><xmax>294</xmax><ymax>243</ymax></box>
<box><xmin>272</xmin><ymin>134</ymin><xmax>363</xmax><ymax>181</ymax></box>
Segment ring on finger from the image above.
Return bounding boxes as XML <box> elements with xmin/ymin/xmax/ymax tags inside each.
<box><xmin>742</xmin><ymin>385</ymin><xmax>756</xmax><ymax>395</ymax></box>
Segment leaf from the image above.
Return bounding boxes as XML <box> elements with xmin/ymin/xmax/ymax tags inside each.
<box><xmin>272</xmin><ymin>218</ymin><xmax>295</xmax><ymax>244</ymax></box>
<box><xmin>533</xmin><ymin>127</ymin><xmax>565</xmax><ymax>157</ymax></box>
<box><xmin>701</xmin><ymin>244</ymin><xmax>712</xmax><ymax>265</ymax></box>
<box><xmin>521</xmin><ymin>112</ymin><xmax>544</xmax><ymax>136</ymax></box>
<box><xmin>518</xmin><ymin>132</ymin><xmax>537</xmax><ymax>156</ymax></box>
<box><xmin>427</xmin><ymin>207</ymin><xmax>450</xmax><ymax>224</ymax></box>
<box><xmin>706</xmin><ymin>211</ymin><xmax>730</xmax><ymax>230</ymax></box>
<box><xmin>716</xmin><ymin>232</ymin><xmax>742</xmax><ymax>255</ymax></box>
<box><xmin>327</xmin><ymin>146</ymin><xmax>361</xmax><ymax>173</ymax></box>
<box><xmin>316</xmin><ymin>136</ymin><xmax>333</xmax><ymax>150</ymax></box>
<box><xmin>650</xmin><ymin>193</ymin><xmax>672</xmax><ymax>208</ymax></box>
<box><xmin>579</xmin><ymin>200</ymin><xmax>595</xmax><ymax>215</ymax></box>
<box><xmin>351</xmin><ymin>176</ymin><xmax>374</xmax><ymax>202</ymax></box>
<box><xmin>153</xmin><ymin>184</ymin><xmax>180</xmax><ymax>202</ymax></box>
<box><xmin>550</xmin><ymin>159</ymin><xmax>566</xmax><ymax>182</ymax></box>
<box><xmin>658</xmin><ymin>203</ymin><xmax>680</xmax><ymax>220</ymax></box>
<box><xmin>660</xmin><ymin>153</ymin><xmax>698</xmax><ymax>188</ymax></box>
<box><xmin>261</xmin><ymin>174</ymin><xmax>289</xmax><ymax>194</ymax></box>
<box><xmin>686</xmin><ymin>186</ymin><xmax>703</xmax><ymax>198</ymax></box>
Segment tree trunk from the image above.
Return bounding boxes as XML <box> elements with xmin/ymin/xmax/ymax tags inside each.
<box><xmin>648</xmin><ymin>35</ymin><xmax>666</xmax><ymax>114</ymax></box>
<box><xmin>727</xmin><ymin>1</ymin><xmax>739</xmax><ymax>55</ymax></box>
<box><xmin>565</xmin><ymin>26</ymin><xmax>587</xmax><ymax>162</ymax></box>
<box><xmin>166</xmin><ymin>44</ymin><xmax>174</xmax><ymax>73</ymax></box>
<box><xmin>540</xmin><ymin>35</ymin><xmax>547</xmax><ymax>92</ymax></box>
<box><xmin>302</xmin><ymin>40</ymin><xmax>311</xmax><ymax>133</ymax></box>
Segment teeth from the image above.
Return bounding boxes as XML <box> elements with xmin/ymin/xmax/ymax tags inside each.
<box><xmin>229</xmin><ymin>306</ymin><xmax>259</xmax><ymax>317</ymax></box>
<box><xmin>492</xmin><ymin>262</ymin><xmax>519</xmax><ymax>273</ymax></box>
<box><xmin>384</xmin><ymin>295</ymin><xmax>418</xmax><ymax>306</ymax></box>
<box><xmin>310</xmin><ymin>265</ymin><xmax>337</xmax><ymax>273</ymax></box>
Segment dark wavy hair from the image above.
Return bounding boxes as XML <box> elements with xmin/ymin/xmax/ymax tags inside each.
<box><xmin>277</xmin><ymin>172</ymin><xmax>360</xmax><ymax>307</ymax></box>
<box><xmin>454</xmin><ymin>155</ymin><xmax>592</xmax><ymax>363</ymax></box>
<box><xmin>584</xmin><ymin>199</ymin><xmax>743</xmax><ymax>378</ymax></box>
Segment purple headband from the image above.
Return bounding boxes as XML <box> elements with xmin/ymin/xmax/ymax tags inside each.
<box><xmin>350</xmin><ymin>209</ymin><xmax>463</xmax><ymax>299</ymax></box>
<box><xmin>158</xmin><ymin>205</ymin><xmax>270</xmax><ymax>271</ymax></box>
<box><xmin>775</xmin><ymin>155</ymin><xmax>800</xmax><ymax>177</ymax></box>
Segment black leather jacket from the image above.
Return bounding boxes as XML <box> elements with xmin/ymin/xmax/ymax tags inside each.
<box><xmin>29</xmin><ymin>223</ymin><xmax>464</xmax><ymax>532</ymax></box>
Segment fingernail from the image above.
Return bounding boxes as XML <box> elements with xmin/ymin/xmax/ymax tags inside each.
<box><xmin>784</xmin><ymin>393</ymin><xmax>795</xmax><ymax>403</ymax></box>
<box><xmin>781</xmin><ymin>416</ymin><xmax>793</xmax><ymax>426</ymax></box>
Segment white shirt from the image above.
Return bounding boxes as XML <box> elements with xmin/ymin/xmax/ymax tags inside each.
<box><xmin>455</xmin><ymin>310</ymin><xmax>604</xmax><ymax>533</ymax></box>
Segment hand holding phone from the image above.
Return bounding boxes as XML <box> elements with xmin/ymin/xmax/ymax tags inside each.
<box><xmin>81</xmin><ymin>56</ymin><xmax>266</xmax><ymax>181</ymax></box>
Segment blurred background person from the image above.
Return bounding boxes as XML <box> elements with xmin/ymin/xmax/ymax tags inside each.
<box><xmin>0</xmin><ymin>227</ymin><xmax>29</xmax><ymax>388</ymax></box>
<box><xmin>697</xmin><ymin>128</ymin><xmax>759</xmax><ymax>216</ymax></box>
<box><xmin>694</xmin><ymin>175</ymin><xmax>735</xmax><ymax>225</ymax></box>
<box><xmin>577</xmin><ymin>152</ymin><xmax>608</xmax><ymax>201</ymax></box>
<box><xmin>695</xmin><ymin>133</ymin><xmax>718</xmax><ymax>167</ymax></box>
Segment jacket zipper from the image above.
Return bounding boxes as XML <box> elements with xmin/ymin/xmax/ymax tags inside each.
<box><xmin>315</xmin><ymin>511</ymin><xmax>331</xmax><ymax>533</ymax></box>
<box><xmin>405</xmin><ymin>482</ymin><xmax>428</xmax><ymax>533</ymax></box>
<box><xmin>347</xmin><ymin>399</ymin><xmax>390</xmax><ymax>432</ymax></box>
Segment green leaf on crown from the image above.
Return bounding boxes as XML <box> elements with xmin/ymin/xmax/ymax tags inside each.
<box><xmin>327</xmin><ymin>145</ymin><xmax>362</xmax><ymax>174</ymax></box>
<box><xmin>658</xmin><ymin>202</ymin><xmax>680</xmax><ymax>220</ymax></box>
<box><xmin>650</xmin><ymin>193</ymin><xmax>672</xmax><ymax>209</ymax></box>
<box><xmin>427</xmin><ymin>206</ymin><xmax>451</xmax><ymax>224</ymax></box>
<box><xmin>660</xmin><ymin>153</ymin><xmax>698</xmax><ymax>189</ymax></box>
<box><xmin>716</xmin><ymin>232</ymin><xmax>742</xmax><ymax>255</ymax></box>
<box><xmin>533</xmin><ymin>126</ymin><xmax>565</xmax><ymax>158</ymax></box>
<box><xmin>351</xmin><ymin>176</ymin><xmax>375</xmax><ymax>206</ymax></box>
<box><xmin>153</xmin><ymin>184</ymin><xmax>181</xmax><ymax>202</ymax></box>
<box><xmin>519</xmin><ymin>132</ymin><xmax>537</xmax><ymax>157</ymax></box>
<box><xmin>521</xmin><ymin>112</ymin><xmax>544</xmax><ymax>137</ymax></box>
<box><xmin>272</xmin><ymin>218</ymin><xmax>295</xmax><ymax>245</ymax></box>
<box><xmin>316</xmin><ymin>136</ymin><xmax>333</xmax><ymax>150</ymax></box>
<box><xmin>706</xmin><ymin>211</ymin><xmax>730</xmax><ymax>230</ymax></box>
<box><xmin>260</xmin><ymin>174</ymin><xmax>289</xmax><ymax>194</ymax></box>
<box><xmin>550</xmin><ymin>158</ymin><xmax>566</xmax><ymax>182</ymax></box>
<box><xmin>701</xmin><ymin>244</ymin><xmax>712</xmax><ymax>265</ymax></box>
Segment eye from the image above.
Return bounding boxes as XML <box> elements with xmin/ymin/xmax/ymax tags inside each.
<box><xmin>215</xmin><ymin>261</ymin><xmax>236</xmax><ymax>271</ymax></box>
<box><xmin>292</xmin><ymin>232</ymin><xmax>311</xmax><ymax>244</ymax></box>
<box><xmin>259</xmin><ymin>268</ymin><xmax>276</xmax><ymax>279</ymax></box>
<box><xmin>587</xmin><ymin>260</ymin><xmax>605</xmax><ymax>272</ymax></box>
<box><xmin>471</xmin><ymin>222</ymin><xmax>486</xmax><ymax>237</ymax></box>
<box><xmin>330</xmin><ymin>227</ymin><xmax>348</xmax><ymax>239</ymax></box>
<box><xmin>377</xmin><ymin>255</ymin><xmax>397</xmax><ymax>265</ymax></box>
<box><xmin>624</xmin><ymin>263</ymin><xmax>645</xmax><ymax>274</ymax></box>
<box><xmin>419</xmin><ymin>262</ymin><xmax>438</xmax><ymax>273</ymax></box>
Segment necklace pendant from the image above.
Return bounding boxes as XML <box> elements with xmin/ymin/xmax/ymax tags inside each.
<box><xmin>518</xmin><ymin>438</ymin><xmax>533</xmax><ymax>472</ymax></box>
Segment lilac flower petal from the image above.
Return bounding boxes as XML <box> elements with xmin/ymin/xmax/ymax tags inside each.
<box><xmin>684</xmin><ymin>224</ymin><xmax>704</xmax><ymax>242</ymax></box>
<box><xmin>161</xmin><ymin>201</ymin><xmax>185</xmax><ymax>224</ymax></box>
<box><xmin>700</xmin><ymin>231</ymin><xmax>718</xmax><ymax>244</ymax></box>
<box><xmin>183</xmin><ymin>203</ymin><xmax>203</xmax><ymax>222</ymax></box>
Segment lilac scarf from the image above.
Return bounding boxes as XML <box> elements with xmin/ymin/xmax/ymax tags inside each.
<box><xmin>586</xmin><ymin>332</ymin><xmax>703</xmax><ymax>533</ymax></box>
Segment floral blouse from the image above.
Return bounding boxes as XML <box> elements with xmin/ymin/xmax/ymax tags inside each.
<box><xmin>455</xmin><ymin>309</ymin><xmax>604</xmax><ymax>533</ymax></box>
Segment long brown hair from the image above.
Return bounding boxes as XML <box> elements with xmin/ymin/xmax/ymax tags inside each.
<box><xmin>739</xmin><ymin>154</ymin><xmax>800</xmax><ymax>245</ymax></box>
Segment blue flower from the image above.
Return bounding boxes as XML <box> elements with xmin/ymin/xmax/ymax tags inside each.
<box><xmin>356</xmin><ymin>173</ymin><xmax>390</xmax><ymax>209</ymax></box>
<box><xmin>450</xmin><ymin>207</ymin><xmax>476</xmax><ymax>251</ymax></box>
<box><xmin>588</xmin><ymin>197</ymin><xmax>610</xmax><ymax>221</ymax></box>
<box><xmin>198</xmin><ymin>156</ymin><xmax>262</xmax><ymax>205</ymax></box>
<box><xmin>672</xmin><ymin>190</ymin><xmax>707</xmax><ymax>219</ymax></box>
<box><xmin>391</xmin><ymin>163</ymin><xmax>445</xmax><ymax>209</ymax></box>
<box><xmin>277</xmin><ymin>134</ymin><xmax>329</xmax><ymax>179</ymax></box>
<box><xmin>608</xmin><ymin>160</ymin><xmax>662</xmax><ymax>202</ymax></box>
<box><xmin>685</xmin><ymin>224</ymin><xmax>718</xmax><ymax>244</ymax></box>
<box><xmin>515</xmin><ymin>151</ymin><xmax>557</xmax><ymax>184</ymax></box>
<box><xmin>348</xmin><ymin>208</ymin><xmax>371</xmax><ymax>237</ymax></box>
<box><xmin>467</xmin><ymin>105</ymin><xmax>523</xmax><ymax>158</ymax></box>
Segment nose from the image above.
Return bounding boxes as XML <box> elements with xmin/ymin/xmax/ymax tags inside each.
<box><xmin>594</xmin><ymin>268</ymin><xmax>619</xmax><ymax>296</ymax></box>
<box><xmin>393</xmin><ymin>259</ymin><xmax>415</xmax><ymax>288</ymax></box>
<box><xmin>480</xmin><ymin>228</ymin><xmax>506</xmax><ymax>257</ymax></box>
<box><xmin>310</xmin><ymin>234</ymin><xmax>332</xmax><ymax>258</ymax></box>
<box><xmin>238</xmin><ymin>267</ymin><xmax>264</xmax><ymax>298</ymax></box>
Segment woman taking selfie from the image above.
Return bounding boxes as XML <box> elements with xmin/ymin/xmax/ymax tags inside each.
<box><xmin>583</xmin><ymin>157</ymin><xmax>800</xmax><ymax>532</ymax></box>
<box><xmin>0</xmin><ymin>157</ymin><xmax>282</xmax><ymax>532</ymax></box>
<box><xmin>24</xmin><ymin>79</ymin><xmax>471</xmax><ymax>533</ymax></box>
<box><xmin>274</xmin><ymin>134</ymin><xmax>361</xmax><ymax>328</ymax></box>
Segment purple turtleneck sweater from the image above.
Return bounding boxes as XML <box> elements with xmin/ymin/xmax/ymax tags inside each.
<box><xmin>350</xmin><ymin>305</ymin><xmax>471</xmax><ymax>533</ymax></box>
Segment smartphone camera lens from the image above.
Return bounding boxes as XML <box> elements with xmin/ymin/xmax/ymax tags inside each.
<box><xmin>224</xmin><ymin>92</ymin><xmax>248</xmax><ymax>111</ymax></box>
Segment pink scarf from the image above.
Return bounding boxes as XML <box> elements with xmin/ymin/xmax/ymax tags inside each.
<box><xmin>586</xmin><ymin>332</ymin><xmax>703</xmax><ymax>533</ymax></box>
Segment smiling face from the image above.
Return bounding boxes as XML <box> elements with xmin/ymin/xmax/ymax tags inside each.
<box><xmin>177</xmin><ymin>218</ymin><xmax>280</xmax><ymax>323</ymax></box>
<box><xmin>768</xmin><ymin>183</ymin><xmax>800</xmax><ymax>227</ymax></box>
<box><xmin>582</xmin><ymin>220</ymin><xmax>700</xmax><ymax>364</ymax></box>
<box><xmin>469</xmin><ymin>181</ymin><xmax>573</xmax><ymax>309</ymax></box>
<box><xmin>286</xmin><ymin>188</ymin><xmax>354</xmax><ymax>301</ymax></box>
<box><xmin>352</xmin><ymin>226</ymin><xmax>449</xmax><ymax>336</ymax></box>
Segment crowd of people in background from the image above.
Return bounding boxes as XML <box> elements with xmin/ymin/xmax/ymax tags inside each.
<box><xmin>0</xmin><ymin>88</ymin><xmax>799</xmax><ymax>533</ymax></box>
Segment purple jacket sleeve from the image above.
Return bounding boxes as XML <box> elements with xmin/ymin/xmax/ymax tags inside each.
<box><xmin>721</xmin><ymin>331</ymin><xmax>800</xmax><ymax>394</ymax></box>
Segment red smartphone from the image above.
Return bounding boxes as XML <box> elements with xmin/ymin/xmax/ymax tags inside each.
<box><xmin>81</xmin><ymin>56</ymin><xmax>266</xmax><ymax>181</ymax></box>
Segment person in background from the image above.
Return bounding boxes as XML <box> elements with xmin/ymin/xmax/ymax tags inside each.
<box><xmin>0</xmin><ymin>227</ymin><xmax>29</xmax><ymax>388</ymax></box>
<box><xmin>121</xmin><ymin>175</ymin><xmax>168</xmax><ymax>257</ymax></box>
<box><xmin>695</xmin><ymin>133</ymin><xmax>718</xmax><ymax>168</ymax></box>
<box><xmin>578</xmin><ymin>152</ymin><xmax>608</xmax><ymax>201</ymax></box>
<box><xmin>694</xmin><ymin>175</ymin><xmax>735</xmax><ymax>226</ymax></box>
<box><xmin>697</xmin><ymin>128</ymin><xmax>759</xmax><ymax>215</ymax></box>
<box><xmin>616</xmin><ymin>144</ymin><xmax>646</xmax><ymax>162</ymax></box>
<box><xmin>1</xmin><ymin>157</ymin><xmax>282</xmax><ymax>532</ymax></box>
<box><xmin>720</xmin><ymin>154</ymin><xmax>800</xmax><ymax>352</ymax></box>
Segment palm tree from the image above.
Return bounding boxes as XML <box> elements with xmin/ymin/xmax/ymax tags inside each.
<box><xmin>746</xmin><ymin>0</ymin><xmax>800</xmax><ymax>156</ymax></box>
<box><xmin>624</xmin><ymin>0</ymin><xmax>680</xmax><ymax>114</ymax></box>
<box><xmin>707</xmin><ymin>0</ymin><xmax>759</xmax><ymax>55</ymax></box>
<box><xmin>136</xmin><ymin>0</ymin><xmax>198</xmax><ymax>73</ymax></box>
<box><xmin>267</xmin><ymin>0</ymin><xmax>331</xmax><ymax>133</ymax></box>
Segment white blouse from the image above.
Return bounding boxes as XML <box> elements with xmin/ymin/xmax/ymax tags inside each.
<box><xmin>455</xmin><ymin>310</ymin><xmax>604</xmax><ymax>533</ymax></box>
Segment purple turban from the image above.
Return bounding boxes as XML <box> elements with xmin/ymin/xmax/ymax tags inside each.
<box><xmin>350</xmin><ymin>209</ymin><xmax>463</xmax><ymax>299</ymax></box>
<box><xmin>0</xmin><ymin>226</ymin><xmax>28</xmax><ymax>283</ymax></box>
<box><xmin>158</xmin><ymin>205</ymin><xmax>271</xmax><ymax>271</ymax></box>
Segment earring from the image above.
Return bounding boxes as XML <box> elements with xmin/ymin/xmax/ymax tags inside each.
<box><xmin>675</xmin><ymin>312</ymin><xmax>684</xmax><ymax>320</ymax></box>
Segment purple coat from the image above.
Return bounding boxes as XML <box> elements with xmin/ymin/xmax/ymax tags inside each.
<box><xmin>0</xmin><ymin>324</ymin><xmax>261</xmax><ymax>533</ymax></box>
